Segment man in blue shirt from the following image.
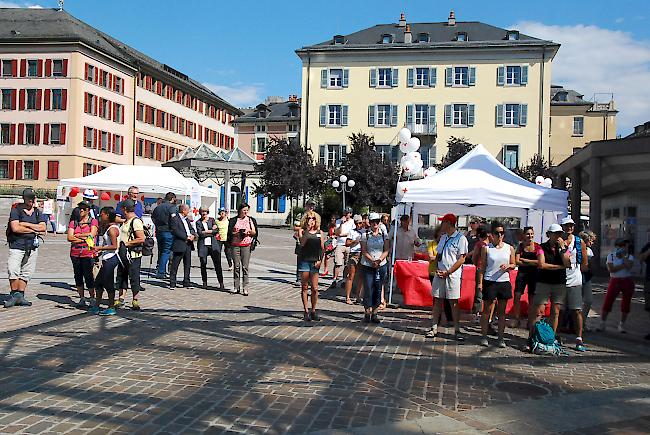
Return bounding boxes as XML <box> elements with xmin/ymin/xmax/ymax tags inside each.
<box><xmin>116</xmin><ymin>185</ymin><xmax>144</xmax><ymax>223</ymax></box>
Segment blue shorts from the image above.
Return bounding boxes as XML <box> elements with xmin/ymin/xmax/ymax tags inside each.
<box><xmin>298</xmin><ymin>260</ymin><xmax>319</xmax><ymax>274</ymax></box>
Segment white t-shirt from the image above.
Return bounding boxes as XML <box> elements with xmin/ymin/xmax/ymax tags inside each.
<box><xmin>607</xmin><ymin>252</ymin><xmax>635</xmax><ymax>278</ymax></box>
<box><xmin>436</xmin><ymin>231</ymin><xmax>468</xmax><ymax>278</ymax></box>
<box><xmin>336</xmin><ymin>218</ymin><xmax>355</xmax><ymax>246</ymax></box>
<box><xmin>565</xmin><ymin>237</ymin><xmax>583</xmax><ymax>287</ymax></box>
<box><xmin>388</xmin><ymin>226</ymin><xmax>419</xmax><ymax>260</ymax></box>
<box><xmin>42</xmin><ymin>199</ymin><xmax>54</xmax><ymax>215</ymax></box>
<box><xmin>484</xmin><ymin>243</ymin><xmax>512</xmax><ymax>282</ymax></box>
<box><xmin>347</xmin><ymin>228</ymin><xmax>365</xmax><ymax>253</ymax></box>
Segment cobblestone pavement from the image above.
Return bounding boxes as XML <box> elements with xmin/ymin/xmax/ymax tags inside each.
<box><xmin>0</xmin><ymin>230</ymin><xmax>649</xmax><ymax>434</ymax></box>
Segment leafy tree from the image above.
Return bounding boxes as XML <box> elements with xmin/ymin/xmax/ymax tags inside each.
<box><xmin>341</xmin><ymin>132</ymin><xmax>398</xmax><ymax>208</ymax></box>
<box><xmin>436</xmin><ymin>136</ymin><xmax>476</xmax><ymax>169</ymax></box>
<box><xmin>515</xmin><ymin>153</ymin><xmax>556</xmax><ymax>183</ymax></box>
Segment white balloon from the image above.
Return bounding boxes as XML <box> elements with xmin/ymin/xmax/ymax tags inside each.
<box><xmin>407</xmin><ymin>151</ymin><xmax>421</xmax><ymax>162</ymax></box>
<box><xmin>411</xmin><ymin>159</ymin><xmax>423</xmax><ymax>171</ymax></box>
<box><xmin>398</xmin><ymin>128</ymin><xmax>412</xmax><ymax>144</ymax></box>
<box><xmin>543</xmin><ymin>178</ymin><xmax>553</xmax><ymax>188</ymax></box>
<box><xmin>399</xmin><ymin>142</ymin><xmax>410</xmax><ymax>154</ymax></box>
<box><xmin>400</xmin><ymin>155</ymin><xmax>412</xmax><ymax>166</ymax></box>
<box><xmin>406</xmin><ymin>136</ymin><xmax>421</xmax><ymax>152</ymax></box>
<box><xmin>535</xmin><ymin>175</ymin><xmax>544</xmax><ymax>185</ymax></box>
<box><xmin>423</xmin><ymin>167</ymin><xmax>437</xmax><ymax>177</ymax></box>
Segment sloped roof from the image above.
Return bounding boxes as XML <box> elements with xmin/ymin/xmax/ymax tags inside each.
<box><xmin>550</xmin><ymin>85</ymin><xmax>592</xmax><ymax>106</ymax></box>
<box><xmin>232</xmin><ymin>101</ymin><xmax>301</xmax><ymax>124</ymax></box>
<box><xmin>167</xmin><ymin>144</ymin><xmax>256</xmax><ymax>166</ymax></box>
<box><xmin>0</xmin><ymin>7</ymin><xmax>241</xmax><ymax>114</ymax></box>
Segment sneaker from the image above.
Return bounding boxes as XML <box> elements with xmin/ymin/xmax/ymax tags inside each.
<box><xmin>303</xmin><ymin>312</ymin><xmax>312</xmax><ymax>322</ymax></box>
<box><xmin>474</xmin><ymin>313</ymin><xmax>481</xmax><ymax>325</ymax></box>
<box><xmin>454</xmin><ymin>332</ymin><xmax>465</xmax><ymax>342</ymax></box>
<box><xmin>89</xmin><ymin>306</ymin><xmax>100</xmax><ymax>315</ymax></box>
<box><xmin>370</xmin><ymin>314</ymin><xmax>381</xmax><ymax>324</ymax></box>
<box><xmin>596</xmin><ymin>320</ymin><xmax>606</xmax><ymax>332</ymax></box>
<box><xmin>311</xmin><ymin>312</ymin><xmax>320</xmax><ymax>321</ymax></box>
<box><xmin>575</xmin><ymin>341</ymin><xmax>587</xmax><ymax>352</ymax></box>
<box><xmin>425</xmin><ymin>326</ymin><xmax>438</xmax><ymax>338</ymax></box>
<box><xmin>242</xmin><ymin>289</ymin><xmax>249</xmax><ymax>296</ymax></box>
<box><xmin>115</xmin><ymin>298</ymin><xmax>125</xmax><ymax>308</ymax></box>
<box><xmin>618</xmin><ymin>322</ymin><xmax>627</xmax><ymax>334</ymax></box>
<box><xmin>99</xmin><ymin>307</ymin><xmax>116</xmax><ymax>316</ymax></box>
<box><xmin>363</xmin><ymin>313</ymin><xmax>371</xmax><ymax>323</ymax></box>
<box><xmin>480</xmin><ymin>337</ymin><xmax>489</xmax><ymax>347</ymax></box>
<box><xmin>497</xmin><ymin>339</ymin><xmax>506</xmax><ymax>348</ymax></box>
<box><xmin>75</xmin><ymin>299</ymin><xmax>88</xmax><ymax>309</ymax></box>
<box><xmin>131</xmin><ymin>300</ymin><xmax>141</xmax><ymax>311</ymax></box>
<box><xmin>3</xmin><ymin>292</ymin><xmax>18</xmax><ymax>308</ymax></box>
<box><xmin>15</xmin><ymin>292</ymin><xmax>32</xmax><ymax>307</ymax></box>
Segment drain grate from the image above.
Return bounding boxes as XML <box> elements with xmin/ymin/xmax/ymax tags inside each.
<box><xmin>494</xmin><ymin>381</ymin><xmax>549</xmax><ymax>397</ymax></box>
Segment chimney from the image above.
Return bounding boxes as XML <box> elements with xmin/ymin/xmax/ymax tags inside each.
<box><xmin>398</xmin><ymin>13</ymin><xmax>406</xmax><ymax>27</ymax></box>
<box><xmin>288</xmin><ymin>94</ymin><xmax>298</xmax><ymax>103</ymax></box>
<box><xmin>404</xmin><ymin>24</ymin><xmax>412</xmax><ymax>43</ymax></box>
<box><xmin>447</xmin><ymin>10</ymin><xmax>456</xmax><ymax>26</ymax></box>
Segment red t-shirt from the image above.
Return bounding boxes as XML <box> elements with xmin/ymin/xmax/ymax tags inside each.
<box><xmin>231</xmin><ymin>217</ymin><xmax>253</xmax><ymax>247</ymax></box>
<box><xmin>69</xmin><ymin>218</ymin><xmax>98</xmax><ymax>258</ymax></box>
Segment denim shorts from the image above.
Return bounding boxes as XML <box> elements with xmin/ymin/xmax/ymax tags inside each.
<box><xmin>298</xmin><ymin>260</ymin><xmax>319</xmax><ymax>274</ymax></box>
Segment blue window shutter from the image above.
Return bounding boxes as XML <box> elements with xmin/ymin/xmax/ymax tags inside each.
<box><xmin>469</xmin><ymin>67</ymin><xmax>476</xmax><ymax>86</ymax></box>
<box><xmin>519</xmin><ymin>104</ymin><xmax>528</xmax><ymax>126</ymax></box>
<box><xmin>445</xmin><ymin>67</ymin><xmax>453</xmax><ymax>86</ymax></box>
<box><xmin>521</xmin><ymin>66</ymin><xmax>528</xmax><ymax>85</ymax></box>
<box><xmin>406</xmin><ymin>104</ymin><xmax>413</xmax><ymax>125</ymax></box>
<box><xmin>407</xmin><ymin>68</ymin><xmax>414</xmax><ymax>87</ymax></box>
<box><xmin>319</xmin><ymin>105</ymin><xmax>326</xmax><ymax>126</ymax></box>
<box><xmin>245</xmin><ymin>186</ymin><xmax>249</xmax><ymax>203</ymax></box>
<box><xmin>220</xmin><ymin>186</ymin><xmax>225</xmax><ymax>208</ymax></box>
<box><xmin>468</xmin><ymin>104</ymin><xmax>475</xmax><ymax>126</ymax></box>
<box><xmin>368</xmin><ymin>105</ymin><xmax>375</xmax><ymax>127</ymax></box>
<box><xmin>428</xmin><ymin>105</ymin><xmax>436</xmax><ymax>130</ymax></box>
<box><xmin>369</xmin><ymin>68</ymin><xmax>376</xmax><ymax>87</ymax></box>
<box><xmin>342</xmin><ymin>105</ymin><xmax>349</xmax><ymax>126</ymax></box>
<box><xmin>256</xmin><ymin>193</ymin><xmax>264</xmax><ymax>212</ymax></box>
<box><xmin>390</xmin><ymin>105</ymin><xmax>398</xmax><ymax>126</ymax></box>
<box><xmin>392</xmin><ymin>68</ymin><xmax>399</xmax><ymax>87</ymax></box>
<box><xmin>321</xmin><ymin>69</ymin><xmax>328</xmax><ymax>88</ymax></box>
<box><xmin>429</xmin><ymin>68</ymin><xmax>436</xmax><ymax>87</ymax></box>
<box><xmin>278</xmin><ymin>195</ymin><xmax>286</xmax><ymax>213</ymax></box>
<box><xmin>444</xmin><ymin>104</ymin><xmax>452</xmax><ymax>126</ymax></box>
<box><xmin>496</xmin><ymin>104</ymin><xmax>504</xmax><ymax>126</ymax></box>
<box><xmin>342</xmin><ymin>69</ymin><xmax>349</xmax><ymax>87</ymax></box>
<box><xmin>497</xmin><ymin>66</ymin><xmax>505</xmax><ymax>86</ymax></box>
<box><xmin>319</xmin><ymin>145</ymin><xmax>325</xmax><ymax>165</ymax></box>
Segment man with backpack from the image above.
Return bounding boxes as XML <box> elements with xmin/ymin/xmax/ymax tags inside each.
<box><xmin>560</xmin><ymin>217</ymin><xmax>588</xmax><ymax>351</ymax></box>
<box><xmin>5</xmin><ymin>188</ymin><xmax>47</xmax><ymax>308</ymax></box>
<box><xmin>116</xmin><ymin>199</ymin><xmax>145</xmax><ymax>310</ymax></box>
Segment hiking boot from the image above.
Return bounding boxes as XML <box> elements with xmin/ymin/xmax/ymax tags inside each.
<box><xmin>15</xmin><ymin>292</ymin><xmax>32</xmax><ymax>307</ymax></box>
<box><xmin>131</xmin><ymin>300</ymin><xmax>141</xmax><ymax>311</ymax></box>
<box><xmin>370</xmin><ymin>314</ymin><xmax>381</xmax><ymax>324</ymax></box>
<box><xmin>425</xmin><ymin>326</ymin><xmax>438</xmax><ymax>338</ymax></box>
<box><xmin>480</xmin><ymin>337</ymin><xmax>489</xmax><ymax>347</ymax></box>
<box><xmin>497</xmin><ymin>339</ymin><xmax>506</xmax><ymax>348</ymax></box>
<box><xmin>3</xmin><ymin>292</ymin><xmax>18</xmax><ymax>308</ymax></box>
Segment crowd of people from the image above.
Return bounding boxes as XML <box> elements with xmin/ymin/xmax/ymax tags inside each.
<box><xmin>4</xmin><ymin>188</ymin><xmax>649</xmax><ymax>344</ymax></box>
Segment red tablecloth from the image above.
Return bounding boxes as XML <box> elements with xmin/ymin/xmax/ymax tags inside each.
<box><xmin>394</xmin><ymin>261</ymin><xmax>548</xmax><ymax>317</ymax></box>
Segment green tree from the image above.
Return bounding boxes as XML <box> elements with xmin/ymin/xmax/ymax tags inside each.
<box><xmin>341</xmin><ymin>132</ymin><xmax>398</xmax><ymax>208</ymax></box>
<box><xmin>436</xmin><ymin>136</ymin><xmax>476</xmax><ymax>169</ymax></box>
<box><xmin>515</xmin><ymin>153</ymin><xmax>556</xmax><ymax>183</ymax></box>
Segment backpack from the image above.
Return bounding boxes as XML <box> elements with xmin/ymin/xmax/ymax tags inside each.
<box><xmin>575</xmin><ymin>236</ymin><xmax>582</xmax><ymax>265</ymax></box>
<box><xmin>531</xmin><ymin>320</ymin><xmax>568</xmax><ymax>356</ymax></box>
<box><xmin>128</xmin><ymin>218</ymin><xmax>155</xmax><ymax>257</ymax></box>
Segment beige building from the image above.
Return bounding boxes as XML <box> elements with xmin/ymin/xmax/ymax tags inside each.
<box><xmin>296</xmin><ymin>12</ymin><xmax>559</xmax><ymax>171</ymax></box>
<box><xmin>549</xmin><ymin>85</ymin><xmax>617</xmax><ymax>164</ymax></box>
<box><xmin>0</xmin><ymin>8</ymin><xmax>239</xmax><ymax>191</ymax></box>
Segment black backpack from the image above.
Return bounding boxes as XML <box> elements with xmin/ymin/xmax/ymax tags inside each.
<box><xmin>128</xmin><ymin>218</ymin><xmax>155</xmax><ymax>257</ymax></box>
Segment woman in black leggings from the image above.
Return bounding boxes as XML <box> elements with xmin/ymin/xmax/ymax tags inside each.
<box><xmin>513</xmin><ymin>226</ymin><xmax>543</xmax><ymax>328</ymax></box>
<box><xmin>90</xmin><ymin>207</ymin><xmax>120</xmax><ymax>315</ymax></box>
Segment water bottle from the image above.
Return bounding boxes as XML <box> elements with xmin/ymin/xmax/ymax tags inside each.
<box><xmin>32</xmin><ymin>236</ymin><xmax>41</xmax><ymax>249</ymax></box>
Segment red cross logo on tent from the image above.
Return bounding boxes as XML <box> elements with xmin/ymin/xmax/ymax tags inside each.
<box><xmin>402</xmin><ymin>187</ymin><xmax>408</xmax><ymax>194</ymax></box>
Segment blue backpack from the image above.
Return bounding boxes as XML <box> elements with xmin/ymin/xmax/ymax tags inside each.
<box><xmin>575</xmin><ymin>236</ymin><xmax>582</xmax><ymax>265</ymax></box>
<box><xmin>531</xmin><ymin>320</ymin><xmax>568</xmax><ymax>356</ymax></box>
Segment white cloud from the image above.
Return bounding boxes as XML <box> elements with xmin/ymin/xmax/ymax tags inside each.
<box><xmin>515</xmin><ymin>21</ymin><xmax>650</xmax><ymax>135</ymax></box>
<box><xmin>202</xmin><ymin>82</ymin><xmax>263</xmax><ymax>108</ymax></box>
<box><xmin>0</xmin><ymin>1</ymin><xmax>43</xmax><ymax>7</ymax></box>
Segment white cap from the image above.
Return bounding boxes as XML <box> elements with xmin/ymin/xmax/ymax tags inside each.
<box><xmin>560</xmin><ymin>217</ymin><xmax>575</xmax><ymax>225</ymax></box>
<box><xmin>368</xmin><ymin>212</ymin><xmax>381</xmax><ymax>221</ymax></box>
<box><xmin>82</xmin><ymin>189</ymin><xmax>98</xmax><ymax>200</ymax></box>
<box><xmin>547</xmin><ymin>223</ymin><xmax>563</xmax><ymax>233</ymax></box>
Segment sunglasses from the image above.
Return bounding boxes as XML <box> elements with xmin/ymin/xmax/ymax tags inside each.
<box><xmin>308</xmin><ymin>217</ymin><xmax>316</xmax><ymax>221</ymax></box>
<box><xmin>370</xmin><ymin>220</ymin><xmax>380</xmax><ymax>224</ymax></box>
<box><xmin>493</xmin><ymin>231</ymin><xmax>505</xmax><ymax>235</ymax></box>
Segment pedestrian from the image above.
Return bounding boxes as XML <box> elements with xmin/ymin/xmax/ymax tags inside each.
<box><xmin>478</xmin><ymin>222</ymin><xmax>516</xmax><ymax>348</ymax></box>
<box><xmin>598</xmin><ymin>238</ymin><xmax>635</xmax><ymax>333</ymax></box>
<box><xmin>332</xmin><ymin>208</ymin><xmax>354</xmax><ymax>287</ymax></box>
<box><xmin>559</xmin><ymin>217</ymin><xmax>588</xmax><ymax>351</ymax></box>
<box><xmin>360</xmin><ymin>213</ymin><xmax>389</xmax><ymax>323</ymax></box>
<box><xmin>426</xmin><ymin>213</ymin><xmax>468</xmax><ymax>341</ymax></box>
<box><xmin>579</xmin><ymin>230</ymin><xmax>596</xmax><ymax>330</ymax></box>
<box><xmin>216</xmin><ymin>207</ymin><xmax>233</xmax><ymax>270</ymax></box>
<box><xmin>294</xmin><ymin>199</ymin><xmax>320</xmax><ymax>287</ymax></box>
<box><xmin>90</xmin><ymin>206</ymin><xmax>120</xmax><ymax>316</ymax></box>
<box><xmin>169</xmin><ymin>204</ymin><xmax>196</xmax><ymax>290</ymax></box>
<box><xmin>427</xmin><ymin>225</ymin><xmax>453</xmax><ymax>326</ymax></box>
<box><xmin>512</xmin><ymin>227</ymin><xmax>543</xmax><ymax>328</ymax></box>
<box><xmin>151</xmin><ymin>192</ymin><xmax>177</xmax><ymax>279</ymax></box>
<box><xmin>228</xmin><ymin>203</ymin><xmax>258</xmax><ymax>296</ymax></box>
<box><xmin>115</xmin><ymin>199</ymin><xmax>145</xmax><ymax>310</ymax></box>
<box><xmin>4</xmin><ymin>188</ymin><xmax>47</xmax><ymax>308</ymax></box>
<box><xmin>298</xmin><ymin>211</ymin><xmax>324</xmax><ymax>321</ymax></box>
<box><xmin>149</xmin><ymin>197</ymin><xmax>162</xmax><ymax>214</ymax></box>
<box><xmin>465</xmin><ymin>218</ymin><xmax>480</xmax><ymax>263</ymax></box>
<box><xmin>638</xmin><ymin>240</ymin><xmax>650</xmax><ymax>340</ymax></box>
<box><xmin>532</xmin><ymin>224</ymin><xmax>570</xmax><ymax>336</ymax></box>
<box><xmin>471</xmin><ymin>225</ymin><xmax>490</xmax><ymax>321</ymax></box>
<box><xmin>67</xmin><ymin>201</ymin><xmax>98</xmax><ymax>309</ymax></box>
<box><xmin>379</xmin><ymin>213</ymin><xmax>390</xmax><ymax>236</ymax></box>
<box><xmin>345</xmin><ymin>215</ymin><xmax>365</xmax><ymax>305</ymax></box>
<box><xmin>81</xmin><ymin>189</ymin><xmax>101</xmax><ymax>220</ymax></box>
<box><xmin>41</xmin><ymin>193</ymin><xmax>57</xmax><ymax>234</ymax></box>
<box><xmin>116</xmin><ymin>185</ymin><xmax>144</xmax><ymax>223</ymax></box>
<box><xmin>388</xmin><ymin>214</ymin><xmax>420</xmax><ymax>261</ymax></box>
<box><xmin>196</xmin><ymin>207</ymin><xmax>224</xmax><ymax>290</ymax></box>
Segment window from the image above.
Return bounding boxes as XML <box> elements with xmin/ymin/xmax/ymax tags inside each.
<box><xmin>50</xmin><ymin>124</ymin><xmax>60</xmax><ymax>144</ymax></box>
<box><xmin>496</xmin><ymin>104</ymin><xmax>527</xmax><ymax>127</ymax></box>
<box><xmin>2</xmin><ymin>60</ymin><xmax>12</xmax><ymax>77</ymax></box>
<box><xmin>415</xmin><ymin>68</ymin><xmax>429</xmax><ymax>86</ymax></box>
<box><xmin>88</xmin><ymin>94</ymin><xmax>96</xmax><ymax>114</ymax></box>
<box><xmin>507</xmin><ymin>30</ymin><xmax>520</xmax><ymax>41</ymax></box>
<box><xmin>137</xmin><ymin>138</ymin><xmax>144</xmax><ymax>156</ymax></box>
<box><xmin>115</xmin><ymin>77</ymin><xmax>123</xmax><ymax>94</ymax></box>
<box><xmin>229</xmin><ymin>186</ymin><xmax>241</xmax><ymax>212</ymax></box>
<box><xmin>455</xmin><ymin>32</ymin><xmax>468</xmax><ymax>41</ymax></box>
<box><xmin>0</xmin><ymin>124</ymin><xmax>9</xmax><ymax>144</ymax></box>
<box><xmin>160</xmin><ymin>111</ymin><xmax>167</xmax><ymax>128</ymax></box>
<box><xmin>83</xmin><ymin>163</ymin><xmax>93</xmax><ymax>177</ymax></box>
<box><xmin>101</xmin><ymin>71</ymin><xmax>108</xmax><ymax>87</ymax></box>
<box><xmin>503</xmin><ymin>145</ymin><xmax>519</xmax><ymax>170</ymax></box>
<box><xmin>137</xmin><ymin>103</ymin><xmax>144</xmax><ymax>121</ymax></box>
<box><xmin>100</xmin><ymin>99</ymin><xmax>108</xmax><ymax>118</ymax></box>
<box><xmin>26</xmin><ymin>89</ymin><xmax>37</xmax><ymax>110</ymax></box>
<box><xmin>171</xmin><ymin>115</ymin><xmax>177</xmax><ymax>132</ymax></box>
<box><xmin>329</xmin><ymin>105</ymin><xmax>342</xmax><ymax>126</ymax></box>
<box><xmin>47</xmin><ymin>161</ymin><xmax>59</xmax><ymax>180</ymax></box>
<box><xmin>288</xmin><ymin>124</ymin><xmax>298</xmax><ymax>132</ymax></box>
<box><xmin>1</xmin><ymin>89</ymin><xmax>11</xmax><ymax>110</ymax></box>
<box><xmin>333</xmin><ymin>35</ymin><xmax>345</xmax><ymax>44</ymax></box>
<box><xmin>100</xmin><ymin>131</ymin><xmax>108</xmax><ymax>151</ymax></box>
<box><xmin>87</xmin><ymin>65</ymin><xmax>95</xmax><ymax>82</ymax></box>
<box><xmin>256</xmin><ymin>124</ymin><xmax>266</xmax><ymax>133</ymax></box>
<box><xmin>115</xmin><ymin>104</ymin><xmax>123</xmax><ymax>123</ymax></box>
<box><xmin>376</xmin><ymin>105</ymin><xmax>391</xmax><ymax>126</ymax></box>
<box><xmin>0</xmin><ymin>160</ymin><xmax>8</xmax><ymax>179</ymax></box>
<box><xmin>573</xmin><ymin>116</ymin><xmax>584</xmax><ymax>136</ymax></box>
<box><xmin>420</xmin><ymin>144</ymin><xmax>435</xmax><ymax>168</ymax></box>
<box><xmin>378</xmin><ymin>68</ymin><xmax>392</xmax><ymax>87</ymax></box>
<box><xmin>381</xmin><ymin>34</ymin><xmax>393</xmax><ymax>44</ymax></box>
<box><xmin>85</xmin><ymin>127</ymin><xmax>93</xmax><ymax>148</ymax></box>
<box><xmin>375</xmin><ymin>145</ymin><xmax>398</xmax><ymax>165</ymax></box>
<box><xmin>415</xmin><ymin>105</ymin><xmax>428</xmax><ymax>125</ymax></box>
<box><xmin>25</xmin><ymin>124</ymin><xmax>36</xmax><ymax>145</ymax></box>
<box><xmin>253</xmin><ymin>137</ymin><xmax>266</xmax><ymax>153</ymax></box>
<box><xmin>555</xmin><ymin>92</ymin><xmax>568</xmax><ymax>102</ymax></box>
<box><xmin>505</xmin><ymin>104</ymin><xmax>520</xmax><ymax>126</ymax></box>
<box><xmin>453</xmin><ymin>104</ymin><xmax>468</xmax><ymax>126</ymax></box>
<box><xmin>52</xmin><ymin>59</ymin><xmax>63</xmax><ymax>77</ymax></box>
<box><xmin>329</xmin><ymin>69</ymin><xmax>343</xmax><ymax>87</ymax></box>
<box><xmin>319</xmin><ymin>144</ymin><xmax>347</xmax><ymax>168</ymax></box>
<box><xmin>51</xmin><ymin>89</ymin><xmax>62</xmax><ymax>110</ymax></box>
<box><xmin>418</xmin><ymin>33</ymin><xmax>429</xmax><ymax>43</ymax></box>
<box><xmin>454</xmin><ymin>67</ymin><xmax>469</xmax><ymax>86</ymax></box>
<box><xmin>27</xmin><ymin>60</ymin><xmax>38</xmax><ymax>77</ymax></box>
<box><xmin>23</xmin><ymin>161</ymin><xmax>34</xmax><ymax>180</ymax></box>
<box><xmin>612</xmin><ymin>208</ymin><xmax>620</xmax><ymax>218</ymax></box>
<box><xmin>506</xmin><ymin>66</ymin><xmax>521</xmax><ymax>85</ymax></box>
<box><xmin>265</xmin><ymin>196</ymin><xmax>279</xmax><ymax>212</ymax></box>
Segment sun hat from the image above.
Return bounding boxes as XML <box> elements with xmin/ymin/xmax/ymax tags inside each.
<box><xmin>82</xmin><ymin>189</ymin><xmax>98</xmax><ymax>200</ymax></box>
<box><xmin>547</xmin><ymin>223</ymin><xmax>563</xmax><ymax>233</ymax></box>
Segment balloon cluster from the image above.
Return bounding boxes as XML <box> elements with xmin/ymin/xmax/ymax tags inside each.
<box><xmin>398</xmin><ymin>128</ymin><xmax>437</xmax><ymax>178</ymax></box>
<box><xmin>535</xmin><ymin>175</ymin><xmax>553</xmax><ymax>188</ymax></box>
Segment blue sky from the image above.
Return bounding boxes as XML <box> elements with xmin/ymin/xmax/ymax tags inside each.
<box><xmin>3</xmin><ymin>0</ymin><xmax>650</xmax><ymax>134</ymax></box>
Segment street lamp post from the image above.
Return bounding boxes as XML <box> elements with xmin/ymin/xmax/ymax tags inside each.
<box><xmin>332</xmin><ymin>174</ymin><xmax>355</xmax><ymax>211</ymax></box>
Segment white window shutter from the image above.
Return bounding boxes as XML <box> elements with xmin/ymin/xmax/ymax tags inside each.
<box><xmin>444</xmin><ymin>104</ymin><xmax>452</xmax><ymax>126</ymax></box>
<box><xmin>406</xmin><ymin>105</ymin><xmax>413</xmax><ymax>125</ymax></box>
<box><xmin>521</xmin><ymin>66</ymin><xmax>528</xmax><ymax>85</ymax></box>
<box><xmin>428</xmin><ymin>105</ymin><xmax>436</xmax><ymax>128</ymax></box>
<box><xmin>319</xmin><ymin>105</ymin><xmax>326</xmax><ymax>126</ymax></box>
<box><xmin>469</xmin><ymin>67</ymin><xmax>476</xmax><ymax>86</ymax></box>
<box><xmin>519</xmin><ymin>104</ymin><xmax>528</xmax><ymax>126</ymax></box>
<box><xmin>392</xmin><ymin>68</ymin><xmax>399</xmax><ymax>87</ymax></box>
<box><xmin>497</xmin><ymin>66</ymin><xmax>505</xmax><ymax>86</ymax></box>
<box><xmin>369</xmin><ymin>68</ymin><xmax>376</xmax><ymax>87</ymax></box>
<box><xmin>342</xmin><ymin>105</ymin><xmax>349</xmax><ymax>126</ymax></box>
<box><xmin>468</xmin><ymin>104</ymin><xmax>475</xmax><ymax>126</ymax></box>
<box><xmin>445</xmin><ymin>67</ymin><xmax>453</xmax><ymax>86</ymax></box>
<box><xmin>342</xmin><ymin>69</ymin><xmax>349</xmax><ymax>87</ymax></box>
<box><xmin>407</xmin><ymin>68</ymin><xmax>414</xmax><ymax>87</ymax></box>
<box><xmin>429</xmin><ymin>67</ymin><xmax>436</xmax><ymax>87</ymax></box>
<box><xmin>495</xmin><ymin>104</ymin><xmax>504</xmax><ymax>126</ymax></box>
<box><xmin>368</xmin><ymin>105</ymin><xmax>375</xmax><ymax>127</ymax></box>
<box><xmin>390</xmin><ymin>105</ymin><xmax>398</xmax><ymax>126</ymax></box>
<box><xmin>321</xmin><ymin>69</ymin><xmax>328</xmax><ymax>88</ymax></box>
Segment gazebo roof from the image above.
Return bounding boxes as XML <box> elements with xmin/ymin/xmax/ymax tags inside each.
<box><xmin>163</xmin><ymin>144</ymin><xmax>258</xmax><ymax>180</ymax></box>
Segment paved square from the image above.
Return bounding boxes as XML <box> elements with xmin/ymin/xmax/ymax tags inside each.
<box><xmin>1</xmin><ymin>229</ymin><xmax>649</xmax><ymax>434</ymax></box>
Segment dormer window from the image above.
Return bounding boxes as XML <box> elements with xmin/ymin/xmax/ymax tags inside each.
<box><xmin>507</xmin><ymin>30</ymin><xmax>520</xmax><ymax>41</ymax></box>
<box><xmin>381</xmin><ymin>34</ymin><xmax>393</xmax><ymax>44</ymax></box>
<box><xmin>555</xmin><ymin>91</ymin><xmax>568</xmax><ymax>102</ymax></box>
<box><xmin>333</xmin><ymin>34</ymin><xmax>345</xmax><ymax>45</ymax></box>
<box><xmin>417</xmin><ymin>32</ymin><xmax>430</xmax><ymax>43</ymax></box>
<box><xmin>455</xmin><ymin>32</ymin><xmax>468</xmax><ymax>42</ymax></box>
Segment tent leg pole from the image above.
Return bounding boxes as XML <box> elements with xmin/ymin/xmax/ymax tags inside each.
<box><xmin>388</xmin><ymin>203</ymin><xmax>401</xmax><ymax>306</ymax></box>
